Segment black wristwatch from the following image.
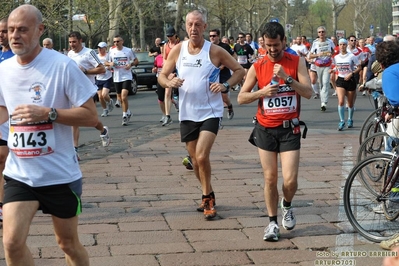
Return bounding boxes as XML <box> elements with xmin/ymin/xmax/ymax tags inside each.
<box><xmin>222</xmin><ymin>82</ymin><xmax>230</xmax><ymax>92</ymax></box>
<box><xmin>48</xmin><ymin>108</ymin><xmax>58</xmax><ymax>123</ymax></box>
<box><xmin>285</xmin><ymin>76</ymin><xmax>294</xmax><ymax>85</ymax></box>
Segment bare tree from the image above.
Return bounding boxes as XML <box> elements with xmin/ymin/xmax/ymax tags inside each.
<box><xmin>352</xmin><ymin>0</ymin><xmax>371</xmax><ymax>38</ymax></box>
<box><xmin>331</xmin><ymin>0</ymin><xmax>349</xmax><ymax>35</ymax></box>
<box><xmin>107</xmin><ymin>0</ymin><xmax>123</xmax><ymax>45</ymax></box>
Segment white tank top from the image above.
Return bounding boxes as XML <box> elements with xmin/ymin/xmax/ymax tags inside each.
<box><xmin>176</xmin><ymin>40</ymin><xmax>223</xmax><ymax>122</ymax></box>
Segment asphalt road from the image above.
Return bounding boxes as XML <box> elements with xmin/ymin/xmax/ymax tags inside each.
<box><xmin>78</xmin><ymin>87</ymin><xmax>377</xmax><ymax>151</ymax></box>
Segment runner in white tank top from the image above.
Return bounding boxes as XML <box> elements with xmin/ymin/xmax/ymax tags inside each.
<box><xmin>176</xmin><ymin>40</ymin><xmax>223</xmax><ymax>122</ymax></box>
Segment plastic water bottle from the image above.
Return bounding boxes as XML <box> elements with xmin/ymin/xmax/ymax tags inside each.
<box><xmin>270</xmin><ymin>74</ymin><xmax>279</xmax><ymax>85</ymax></box>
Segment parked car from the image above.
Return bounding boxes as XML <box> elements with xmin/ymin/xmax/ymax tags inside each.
<box><xmin>132</xmin><ymin>52</ymin><xmax>157</xmax><ymax>89</ymax></box>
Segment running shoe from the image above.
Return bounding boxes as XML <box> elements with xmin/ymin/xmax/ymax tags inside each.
<box><xmin>115</xmin><ymin>100</ymin><xmax>121</xmax><ymax>108</ymax></box>
<box><xmin>101</xmin><ymin>110</ymin><xmax>109</xmax><ymax>117</ymax></box>
<box><xmin>127</xmin><ymin>111</ymin><xmax>132</xmax><ymax>122</ymax></box>
<box><xmin>107</xmin><ymin>99</ymin><xmax>114</xmax><ymax>113</ymax></box>
<box><xmin>202</xmin><ymin>198</ymin><xmax>216</xmax><ymax>219</ymax></box>
<box><xmin>332</xmin><ymin>92</ymin><xmax>337</xmax><ymax>96</ymax></box>
<box><xmin>162</xmin><ymin>116</ymin><xmax>172</xmax><ymax>126</ymax></box>
<box><xmin>347</xmin><ymin>119</ymin><xmax>353</xmax><ymax>128</ymax></box>
<box><xmin>197</xmin><ymin>194</ymin><xmax>216</xmax><ymax>212</ymax></box>
<box><xmin>263</xmin><ymin>221</ymin><xmax>280</xmax><ymax>241</ymax></box>
<box><xmin>227</xmin><ymin>106</ymin><xmax>234</xmax><ymax>120</ymax></box>
<box><xmin>338</xmin><ymin>121</ymin><xmax>345</xmax><ymax>131</ymax></box>
<box><xmin>313</xmin><ymin>93</ymin><xmax>320</xmax><ymax>99</ymax></box>
<box><xmin>100</xmin><ymin>126</ymin><xmax>110</xmax><ymax>147</ymax></box>
<box><xmin>321</xmin><ymin>106</ymin><xmax>326</xmax><ymax>112</ymax></box>
<box><xmin>182</xmin><ymin>155</ymin><xmax>193</xmax><ymax>170</ymax></box>
<box><xmin>160</xmin><ymin>115</ymin><xmax>166</xmax><ymax>123</ymax></box>
<box><xmin>380</xmin><ymin>233</ymin><xmax>399</xmax><ymax>250</ymax></box>
<box><xmin>281</xmin><ymin>198</ymin><xmax>296</xmax><ymax>230</ymax></box>
<box><xmin>122</xmin><ymin>116</ymin><xmax>128</xmax><ymax>126</ymax></box>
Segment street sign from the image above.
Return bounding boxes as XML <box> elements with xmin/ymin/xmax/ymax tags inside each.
<box><xmin>370</xmin><ymin>25</ymin><xmax>374</xmax><ymax>30</ymax></box>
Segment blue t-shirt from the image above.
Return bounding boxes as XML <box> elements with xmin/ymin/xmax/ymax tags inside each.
<box><xmin>0</xmin><ymin>50</ymin><xmax>14</xmax><ymax>63</ymax></box>
<box><xmin>382</xmin><ymin>62</ymin><xmax>399</xmax><ymax>106</ymax></box>
<box><xmin>285</xmin><ymin>47</ymin><xmax>298</xmax><ymax>56</ymax></box>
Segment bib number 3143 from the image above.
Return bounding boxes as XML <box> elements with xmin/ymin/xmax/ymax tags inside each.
<box><xmin>9</xmin><ymin>119</ymin><xmax>55</xmax><ymax>158</ymax></box>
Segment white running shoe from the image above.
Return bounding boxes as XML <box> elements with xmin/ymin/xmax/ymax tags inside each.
<box><xmin>122</xmin><ymin>116</ymin><xmax>128</xmax><ymax>126</ymax></box>
<box><xmin>100</xmin><ymin>126</ymin><xmax>110</xmax><ymax>147</ymax></box>
<box><xmin>107</xmin><ymin>99</ymin><xmax>114</xmax><ymax>113</ymax></box>
<box><xmin>281</xmin><ymin>198</ymin><xmax>296</xmax><ymax>230</ymax></box>
<box><xmin>101</xmin><ymin>110</ymin><xmax>109</xmax><ymax>117</ymax></box>
<box><xmin>162</xmin><ymin>116</ymin><xmax>172</xmax><ymax>126</ymax></box>
<box><xmin>115</xmin><ymin>100</ymin><xmax>121</xmax><ymax>108</ymax></box>
<box><xmin>263</xmin><ymin>221</ymin><xmax>280</xmax><ymax>241</ymax></box>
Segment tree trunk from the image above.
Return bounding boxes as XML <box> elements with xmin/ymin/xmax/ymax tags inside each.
<box><xmin>175</xmin><ymin>0</ymin><xmax>184</xmax><ymax>37</ymax></box>
<box><xmin>108</xmin><ymin>0</ymin><xmax>122</xmax><ymax>46</ymax></box>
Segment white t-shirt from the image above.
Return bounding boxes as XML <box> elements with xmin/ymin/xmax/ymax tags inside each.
<box><xmin>176</xmin><ymin>40</ymin><xmax>223</xmax><ymax>122</ymax></box>
<box><xmin>96</xmin><ymin>52</ymin><xmax>112</xmax><ymax>81</ymax></box>
<box><xmin>290</xmin><ymin>43</ymin><xmax>308</xmax><ymax>57</ymax></box>
<box><xmin>68</xmin><ymin>47</ymin><xmax>102</xmax><ymax>84</ymax></box>
<box><xmin>310</xmin><ymin>39</ymin><xmax>335</xmax><ymax>67</ymax></box>
<box><xmin>0</xmin><ymin>48</ymin><xmax>97</xmax><ymax>187</ymax></box>
<box><xmin>333</xmin><ymin>52</ymin><xmax>359</xmax><ymax>78</ymax></box>
<box><xmin>108</xmin><ymin>46</ymin><xmax>137</xmax><ymax>82</ymax></box>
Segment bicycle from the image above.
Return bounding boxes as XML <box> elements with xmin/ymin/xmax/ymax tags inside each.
<box><xmin>344</xmin><ymin>151</ymin><xmax>399</xmax><ymax>242</ymax></box>
<box><xmin>358</xmin><ymin>91</ymin><xmax>388</xmax><ymax>145</ymax></box>
<box><xmin>357</xmin><ymin>131</ymin><xmax>389</xmax><ymax>163</ymax></box>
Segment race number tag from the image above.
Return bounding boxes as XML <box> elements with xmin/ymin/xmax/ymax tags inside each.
<box><xmin>237</xmin><ymin>55</ymin><xmax>248</xmax><ymax>64</ymax></box>
<box><xmin>8</xmin><ymin>117</ymin><xmax>55</xmax><ymax>158</ymax></box>
<box><xmin>262</xmin><ymin>85</ymin><xmax>297</xmax><ymax>115</ymax></box>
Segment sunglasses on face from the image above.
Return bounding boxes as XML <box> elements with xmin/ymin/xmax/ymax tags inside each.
<box><xmin>113</xmin><ymin>40</ymin><xmax>120</xmax><ymax>43</ymax></box>
<box><xmin>209</xmin><ymin>35</ymin><xmax>217</xmax><ymax>38</ymax></box>
<box><xmin>350</xmin><ymin>40</ymin><xmax>356</xmax><ymax>42</ymax></box>
<box><xmin>318</xmin><ymin>31</ymin><xmax>325</xmax><ymax>33</ymax></box>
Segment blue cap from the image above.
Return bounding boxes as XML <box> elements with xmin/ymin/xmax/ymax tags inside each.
<box><xmin>338</xmin><ymin>38</ymin><xmax>348</xmax><ymax>45</ymax></box>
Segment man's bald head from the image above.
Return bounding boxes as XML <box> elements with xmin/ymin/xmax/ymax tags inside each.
<box><xmin>8</xmin><ymin>4</ymin><xmax>44</xmax><ymax>64</ymax></box>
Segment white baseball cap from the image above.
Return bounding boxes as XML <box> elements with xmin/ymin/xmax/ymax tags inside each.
<box><xmin>97</xmin><ymin>42</ymin><xmax>107</xmax><ymax>48</ymax></box>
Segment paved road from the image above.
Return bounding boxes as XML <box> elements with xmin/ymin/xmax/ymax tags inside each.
<box><xmin>0</xmin><ymin>89</ymin><xmax>392</xmax><ymax>265</ymax></box>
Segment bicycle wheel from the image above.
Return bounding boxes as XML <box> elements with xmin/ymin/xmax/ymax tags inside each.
<box><xmin>344</xmin><ymin>154</ymin><xmax>399</xmax><ymax>242</ymax></box>
<box><xmin>359</xmin><ymin>109</ymin><xmax>379</xmax><ymax>145</ymax></box>
<box><xmin>357</xmin><ymin>132</ymin><xmax>389</xmax><ymax>163</ymax></box>
<box><xmin>362</xmin><ymin>118</ymin><xmax>386</xmax><ymax>145</ymax></box>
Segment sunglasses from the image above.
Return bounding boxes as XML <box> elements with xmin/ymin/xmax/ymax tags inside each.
<box><xmin>209</xmin><ymin>35</ymin><xmax>218</xmax><ymax>38</ymax></box>
<box><xmin>350</xmin><ymin>40</ymin><xmax>356</xmax><ymax>42</ymax></box>
<box><xmin>113</xmin><ymin>40</ymin><xmax>120</xmax><ymax>43</ymax></box>
<box><xmin>167</xmin><ymin>35</ymin><xmax>174</xmax><ymax>37</ymax></box>
<box><xmin>318</xmin><ymin>31</ymin><xmax>325</xmax><ymax>33</ymax></box>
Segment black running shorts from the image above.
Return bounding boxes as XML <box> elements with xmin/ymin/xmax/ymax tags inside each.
<box><xmin>3</xmin><ymin>176</ymin><xmax>83</xmax><ymax>219</ymax></box>
<box><xmin>249</xmin><ymin>123</ymin><xmax>300</xmax><ymax>152</ymax></box>
<box><xmin>180</xmin><ymin>118</ymin><xmax>221</xmax><ymax>142</ymax></box>
<box><xmin>114</xmin><ymin>80</ymin><xmax>132</xmax><ymax>94</ymax></box>
<box><xmin>336</xmin><ymin>76</ymin><xmax>357</xmax><ymax>91</ymax></box>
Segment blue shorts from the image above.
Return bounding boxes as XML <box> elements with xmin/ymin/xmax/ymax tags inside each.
<box><xmin>95</xmin><ymin>77</ymin><xmax>112</xmax><ymax>90</ymax></box>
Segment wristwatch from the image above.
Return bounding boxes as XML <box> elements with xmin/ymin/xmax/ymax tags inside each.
<box><xmin>222</xmin><ymin>82</ymin><xmax>230</xmax><ymax>92</ymax></box>
<box><xmin>285</xmin><ymin>76</ymin><xmax>294</xmax><ymax>85</ymax></box>
<box><xmin>48</xmin><ymin>108</ymin><xmax>58</xmax><ymax>123</ymax></box>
